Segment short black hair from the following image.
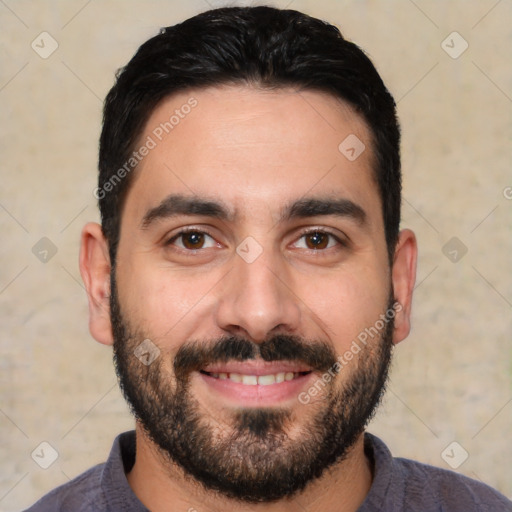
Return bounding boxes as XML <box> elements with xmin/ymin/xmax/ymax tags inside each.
<box><xmin>98</xmin><ymin>6</ymin><xmax>401</xmax><ymax>264</ymax></box>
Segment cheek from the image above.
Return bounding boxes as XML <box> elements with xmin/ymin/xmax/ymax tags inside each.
<box><xmin>116</xmin><ymin>261</ymin><xmax>222</xmax><ymax>340</ymax></box>
<box><xmin>295</xmin><ymin>265</ymin><xmax>390</xmax><ymax>350</ymax></box>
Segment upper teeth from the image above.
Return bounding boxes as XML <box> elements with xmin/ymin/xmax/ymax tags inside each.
<box><xmin>208</xmin><ymin>372</ymin><xmax>300</xmax><ymax>386</ymax></box>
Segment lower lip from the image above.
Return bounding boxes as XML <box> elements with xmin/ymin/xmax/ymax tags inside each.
<box><xmin>198</xmin><ymin>372</ymin><xmax>315</xmax><ymax>406</ymax></box>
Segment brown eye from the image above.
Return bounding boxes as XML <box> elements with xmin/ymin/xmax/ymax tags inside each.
<box><xmin>181</xmin><ymin>231</ymin><xmax>205</xmax><ymax>249</ymax></box>
<box><xmin>169</xmin><ymin>231</ymin><xmax>217</xmax><ymax>251</ymax></box>
<box><xmin>293</xmin><ymin>230</ymin><xmax>343</xmax><ymax>252</ymax></box>
<box><xmin>304</xmin><ymin>231</ymin><xmax>330</xmax><ymax>250</ymax></box>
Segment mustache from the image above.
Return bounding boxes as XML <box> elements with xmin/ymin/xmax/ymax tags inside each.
<box><xmin>173</xmin><ymin>334</ymin><xmax>338</xmax><ymax>380</ymax></box>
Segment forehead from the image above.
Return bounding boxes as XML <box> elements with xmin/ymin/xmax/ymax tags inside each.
<box><xmin>125</xmin><ymin>85</ymin><xmax>380</xmax><ymax>224</ymax></box>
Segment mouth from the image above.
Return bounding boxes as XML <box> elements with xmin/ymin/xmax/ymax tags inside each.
<box><xmin>199</xmin><ymin>370</ymin><xmax>311</xmax><ymax>386</ymax></box>
<box><xmin>197</xmin><ymin>361</ymin><xmax>316</xmax><ymax>405</ymax></box>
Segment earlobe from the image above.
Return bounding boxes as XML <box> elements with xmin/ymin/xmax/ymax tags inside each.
<box><xmin>390</xmin><ymin>229</ymin><xmax>417</xmax><ymax>345</ymax></box>
<box><xmin>79</xmin><ymin>222</ymin><xmax>114</xmax><ymax>346</ymax></box>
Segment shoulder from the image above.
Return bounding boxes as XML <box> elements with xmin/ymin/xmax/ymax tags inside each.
<box><xmin>24</xmin><ymin>463</ymin><xmax>105</xmax><ymax>511</ymax></box>
<box><xmin>362</xmin><ymin>433</ymin><xmax>512</xmax><ymax>512</ymax></box>
<box><xmin>395</xmin><ymin>456</ymin><xmax>512</xmax><ymax>510</ymax></box>
<box><xmin>24</xmin><ymin>431</ymin><xmax>142</xmax><ymax>512</ymax></box>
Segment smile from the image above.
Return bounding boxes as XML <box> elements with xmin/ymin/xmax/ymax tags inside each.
<box><xmin>197</xmin><ymin>362</ymin><xmax>316</xmax><ymax>405</ymax></box>
<box><xmin>200</xmin><ymin>371</ymin><xmax>310</xmax><ymax>386</ymax></box>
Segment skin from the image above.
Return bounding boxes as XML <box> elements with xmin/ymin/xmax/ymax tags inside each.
<box><xmin>79</xmin><ymin>85</ymin><xmax>417</xmax><ymax>512</ymax></box>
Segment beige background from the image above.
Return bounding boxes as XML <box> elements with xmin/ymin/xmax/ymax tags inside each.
<box><xmin>1</xmin><ymin>0</ymin><xmax>511</xmax><ymax>510</ymax></box>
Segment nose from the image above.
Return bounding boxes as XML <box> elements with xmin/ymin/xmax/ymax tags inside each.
<box><xmin>214</xmin><ymin>249</ymin><xmax>301</xmax><ymax>343</ymax></box>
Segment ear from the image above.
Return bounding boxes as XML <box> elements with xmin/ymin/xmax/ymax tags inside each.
<box><xmin>390</xmin><ymin>229</ymin><xmax>417</xmax><ymax>345</ymax></box>
<box><xmin>79</xmin><ymin>222</ymin><xmax>113</xmax><ymax>345</ymax></box>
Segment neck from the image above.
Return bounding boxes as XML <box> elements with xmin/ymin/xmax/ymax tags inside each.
<box><xmin>127</xmin><ymin>425</ymin><xmax>373</xmax><ymax>512</ymax></box>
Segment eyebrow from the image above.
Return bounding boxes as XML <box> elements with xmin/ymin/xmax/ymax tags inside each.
<box><xmin>140</xmin><ymin>194</ymin><xmax>367</xmax><ymax>229</ymax></box>
<box><xmin>141</xmin><ymin>194</ymin><xmax>231</xmax><ymax>229</ymax></box>
<box><xmin>283</xmin><ymin>197</ymin><xmax>367</xmax><ymax>225</ymax></box>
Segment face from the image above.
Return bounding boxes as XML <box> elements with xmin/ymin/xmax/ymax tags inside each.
<box><xmin>100</xmin><ymin>86</ymin><xmax>408</xmax><ymax>501</ymax></box>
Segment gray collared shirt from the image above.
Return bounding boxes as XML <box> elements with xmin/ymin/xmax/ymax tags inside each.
<box><xmin>25</xmin><ymin>431</ymin><xmax>512</xmax><ymax>511</ymax></box>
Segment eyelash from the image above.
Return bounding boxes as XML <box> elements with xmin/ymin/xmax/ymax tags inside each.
<box><xmin>165</xmin><ymin>227</ymin><xmax>348</xmax><ymax>253</ymax></box>
<box><xmin>295</xmin><ymin>228</ymin><xmax>348</xmax><ymax>251</ymax></box>
<box><xmin>165</xmin><ymin>227</ymin><xmax>217</xmax><ymax>250</ymax></box>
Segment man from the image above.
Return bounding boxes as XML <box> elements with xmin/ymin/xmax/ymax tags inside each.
<box><xmin>27</xmin><ymin>6</ymin><xmax>511</xmax><ymax>512</ymax></box>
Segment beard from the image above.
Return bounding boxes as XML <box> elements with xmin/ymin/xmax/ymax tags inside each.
<box><xmin>110</xmin><ymin>272</ymin><xmax>394</xmax><ymax>503</ymax></box>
